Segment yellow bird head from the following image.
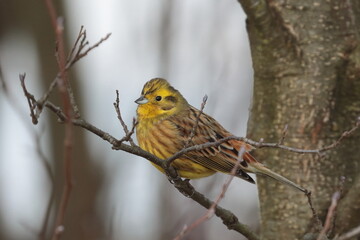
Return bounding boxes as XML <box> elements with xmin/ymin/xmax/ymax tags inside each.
<box><xmin>135</xmin><ymin>78</ymin><xmax>188</xmax><ymax>120</ymax></box>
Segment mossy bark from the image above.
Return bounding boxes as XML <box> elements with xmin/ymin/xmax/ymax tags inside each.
<box><xmin>238</xmin><ymin>0</ymin><xmax>360</xmax><ymax>239</ymax></box>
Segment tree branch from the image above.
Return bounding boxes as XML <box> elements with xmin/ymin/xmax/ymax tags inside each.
<box><xmin>37</xmin><ymin>99</ymin><xmax>258</xmax><ymax>239</ymax></box>
<box><xmin>317</xmin><ymin>177</ymin><xmax>345</xmax><ymax>240</ymax></box>
<box><xmin>20</xmin><ymin>73</ymin><xmax>38</xmax><ymax>124</ymax></box>
<box><xmin>43</xmin><ymin>1</ymin><xmax>74</xmax><ymax>239</ymax></box>
<box><xmin>185</xmin><ymin>94</ymin><xmax>208</xmax><ymax>147</ymax></box>
<box><xmin>174</xmin><ymin>146</ymin><xmax>248</xmax><ymax>240</ymax></box>
<box><xmin>35</xmin><ymin>96</ymin><xmax>359</xmax><ymax>240</ymax></box>
<box><xmin>336</xmin><ymin>225</ymin><xmax>360</xmax><ymax>240</ymax></box>
<box><xmin>113</xmin><ymin>90</ymin><xmax>136</xmax><ymax>146</ymax></box>
<box><xmin>164</xmin><ymin>117</ymin><xmax>359</xmax><ymax>165</ymax></box>
<box><xmin>21</xmin><ymin>67</ymin><xmax>360</xmax><ymax>238</ymax></box>
<box><xmin>35</xmin><ymin>27</ymin><xmax>111</xmax><ymax>120</ymax></box>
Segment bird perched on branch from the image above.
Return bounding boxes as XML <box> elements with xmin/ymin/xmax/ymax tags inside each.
<box><xmin>135</xmin><ymin>78</ymin><xmax>305</xmax><ymax>193</ymax></box>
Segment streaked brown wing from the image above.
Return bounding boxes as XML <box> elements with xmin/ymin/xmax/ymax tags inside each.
<box><xmin>169</xmin><ymin>106</ymin><xmax>256</xmax><ymax>183</ymax></box>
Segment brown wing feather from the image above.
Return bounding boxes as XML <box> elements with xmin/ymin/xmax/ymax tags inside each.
<box><xmin>168</xmin><ymin>106</ymin><xmax>256</xmax><ymax>183</ymax></box>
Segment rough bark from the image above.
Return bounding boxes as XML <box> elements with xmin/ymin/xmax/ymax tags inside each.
<box><xmin>238</xmin><ymin>0</ymin><xmax>360</xmax><ymax>239</ymax></box>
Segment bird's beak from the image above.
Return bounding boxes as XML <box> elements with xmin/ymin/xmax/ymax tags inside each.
<box><xmin>135</xmin><ymin>95</ymin><xmax>149</xmax><ymax>104</ymax></box>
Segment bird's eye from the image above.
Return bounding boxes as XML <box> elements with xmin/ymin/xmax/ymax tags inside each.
<box><xmin>155</xmin><ymin>96</ymin><xmax>162</xmax><ymax>101</ymax></box>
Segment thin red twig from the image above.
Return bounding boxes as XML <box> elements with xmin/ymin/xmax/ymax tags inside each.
<box><xmin>317</xmin><ymin>177</ymin><xmax>346</xmax><ymax>240</ymax></box>
<box><xmin>43</xmin><ymin>1</ymin><xmax>74</xmax><ymax>239</ymax></box>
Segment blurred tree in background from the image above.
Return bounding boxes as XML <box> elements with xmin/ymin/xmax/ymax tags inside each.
<box><xmin>1</xmin><ymin>1</ymin><xmax>106</xmax><ymax>239</ymax></box>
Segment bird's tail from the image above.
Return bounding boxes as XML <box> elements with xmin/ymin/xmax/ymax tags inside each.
<box><xmin>248</xmin><ymin>161</ymin><xmax>306</xmax><ymax>193</ymax></box>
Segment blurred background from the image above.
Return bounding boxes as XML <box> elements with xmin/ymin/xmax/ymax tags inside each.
<box><xmin>0</xmin><ymin>0</ymin><xmax>257</xmax><ymax>239</ymax></box>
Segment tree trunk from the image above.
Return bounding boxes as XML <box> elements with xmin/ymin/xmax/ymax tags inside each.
<box><xmin>238</xmin><ymin>0</ymin><xmax>360</xmax><ymax>239</ymax></box>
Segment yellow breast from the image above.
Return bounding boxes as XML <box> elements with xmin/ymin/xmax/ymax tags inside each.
<box><xmin>136</xmin><ymin>118</ymin><xmax>215</xmax><ymax>179</ymax></box>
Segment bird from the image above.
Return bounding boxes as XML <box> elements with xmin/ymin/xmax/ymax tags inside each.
<box><xmin>135</xmin><ymin>78</ymin><xmax>306</xmax><ymax>193</ymax></box>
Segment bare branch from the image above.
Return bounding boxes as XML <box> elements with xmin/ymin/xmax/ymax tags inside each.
<box><xmin>69</xmin><ymin>32</ymin><xmax>111</xmax><ymax>67</ymax></box>
<box><xmin>41</xmin><ymin>100</ymin><xmax>258</xmax><ymax>239</ymax></box>
<box><xmin>278</xmin><ymin>124</ymin><xmax>288</xmax><ymax>145</ymax></box>
<box><xmin>318</xmin><ymin>119</ymin><xmax>360</xmax><ymax>152</ymax></box>
<box><xmin>317</xmin><ymin>193</ymin><xmax>341</xmax><ymax>240</ymax></box>
<box><xmin>35</xmin><ymin>131</ymin><xmax>56</xmax><ymax>240</ymax></box>
<box><xmin>116</xmin><ymin>118</ymin><xmax>137</xmax><ymax>146</ymax></box>
<box><xmin>185</xmin><ymin>94</ymin><xmax>208</xmax><ymax>147</ymax></box>
<box><xmin>19</xmin><ymin>24</ymin><xmax>112</xmax><ymax>239</ymax></box>
<box><xmin>35</xmin><ymin>26</ymin><xmax>111</xmax><ymax>119</ymax></box>
<box><xmin>306</xmin><ymin>191</ymin><xmax>323</xmax><ymax>232</ymax></box>
<box><xmin>164</xmin><ymin>118</ymin><xmax>360</xmax><ymax>165</ymax></box>
<box><xmin>171</xmin><ymin>175</ymin><xmax>259</xmax><ymax>240</ymax></box>
<box><xmin>27</xmin><ymin>80</ymin><xmax>359</xmax><ymax>240</ymax></box>
<box><xmin>43</xmin><ymin>1</ymin><xmax>74</xmax><ymax>239</ymax></box>
<box><xmin>20</xmin><ymin>74</ymin><xmax>38</xmax><ymax>124</ymax></box>
<box><xmin>114</xmin><ymin>90</ymin><xmax>136</xmax><ymax>146</ymax></box>
<box><xmin>67</xmin><ymin>26</ymin><xmax>86</xmax><ymax>63</ymax></box>
<box><xmin>317</xmin><ymin>177</ymin><xmax>346</xmax><ymax>240</ymax></box>
<box><xmin>174</xmin><ymin>146</ymin><xmax>247</xmax><ymax>240</ymax></box>
<box><xmin>336</xmin><ymin>225</ymin><xmax>360</xmax><ymax>240</ymax></box>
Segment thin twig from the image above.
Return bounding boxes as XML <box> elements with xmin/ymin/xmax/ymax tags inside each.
<box><xmin>316</xmin><ymin>193</ymin><xmax>340</xmax><ymax>240</ymax></box>
<box><xmin>0</xmin><ymin>64</ymin><xmax>6</xmax><ymax>91</ymax></box>
<box><xmin>43</xmin><ymin>1</ymin><xmax>74</xmax><ymax>239</ymax></box>
<box><xmin>116</xmin><ymin>118</ymin><xmax>137</xmax><ymax>146</ymax></box>
<box><xmin>2</xmin><ymin>66</ymin><xmax>33</xmax><ymax>124</ymax></box>
<box><xmin>318</xmin><ymin>118</ymin><xmax>360</xmax><ymax>152</ymax></box>
<box><xmin>66</xmin><ymin>82</ymin><xmax>80</xmax><ymax>118</ymax></box>
<box><xmin>34</xmin><ymin>131</ymin><xmax>56</xmax><ymax>240</ymax></box>
<box><xmin>36</xmin><ymin>27</ymin><xmax>111</xmax><ymax>119</ymax></box>
<box><xmin>20</xmin><ymin>29</ymin><xmax>111</xmax><ymax>237</ymax></box>
<box><xmin>165</xmin><ymin>118</ymin><xmax>360</xmax><ymax>164</ymax></box>
<box><xmin>278</xmin><ymin>124</ymin><xmax>288</xmax><ymax>145</ymax></box>
<box><xmin>36</xmin><ymin>75</ymin><xmax>59</xmax><ymax>111</ymax></box>
<box><xmin>170</xmin><ymin>173</ymin><xmax>259</xmax><ymax>240</ymax></box>
<box><xmin>114</xmin><ymin>90</ymin><xmax>136</xmax><ymax>146</ymax></box>
<box><xmin>44</xmin><ymin>97</ymin><xmax>360</xmax><ymax>168</ymax></box>
<box><xmin>328</xmin><ymin>176</ymin><xmax>346</xmax><ymax>236</ymax></box>
<box><xmin>174</xmin><ymin>146</ymin><xmax>246</xmax><ymax>240</ymax></box>
<box><xmin>70</xmin><ymin>32</ymin><xmax>111</xmax><ymax>66</ymax></box>
<box><xmin>19</xmin><ymin>74</ymin><xmax>38</xmax><ymax>124</ymax></box>
<box><xmin>306</xmin><ymin>191</ymin><xmax>323</xmax><ymax>231</ymax></box>
<box><xmin>336</xmin><ymin>225</ymin><xmax>360</xmax><ymax>240</ymax></box>
<box><xmin>67</xmin><ymin>26</ymin><xmax>85</xmax><ymax>63</ymax></box>
<box><xmin>185</xmin><ymin>95</ymin><xmax>208</xmax><ymax>147</ymax></box>
<box><xmin>316</xmin><ymin>177</ymin><xmax>346</xmax><ymax>240</ymax></box>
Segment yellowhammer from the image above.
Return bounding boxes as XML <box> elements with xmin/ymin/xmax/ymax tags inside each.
<box><xmin>135</xmin><ymin>78</ymin><xmax>305</xmax><ymax>193</ymax></box>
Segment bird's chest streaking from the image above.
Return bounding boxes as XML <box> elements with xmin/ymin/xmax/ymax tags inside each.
<box><xmin>136</xmin><ymin>117</ymin><xmax>215</xmax><ymax>179</ymax></box>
